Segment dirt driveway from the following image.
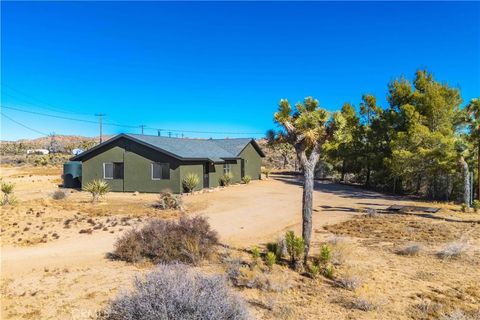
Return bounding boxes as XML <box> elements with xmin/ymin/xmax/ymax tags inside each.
<box><xmin>2</xmin><ymin>173</ymin><xmax>411</xmax><ymax>276</ymax></box>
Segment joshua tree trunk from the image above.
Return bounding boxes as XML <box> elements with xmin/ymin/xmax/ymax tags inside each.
<box><xmin>296</xmin><ymin>144</ymin><xmax>320</xmax><ymax>265</ymax></box>
<box><xmin>302</xmin><ymin>162</ymin><xmax>315</xmax><ymax>263</ymax></box>
<box><xmin>460</xmin><ymin>156</ymin><xmax>470</xmax><ymax>208</ymax></box>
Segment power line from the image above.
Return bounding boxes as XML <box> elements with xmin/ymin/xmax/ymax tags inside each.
<box><xmin>1</xmin><ymin>112</ymin><xmax>49</xmax><ymax>136</ymax></box>
<box><xmin>1</xmin><ymin>105</ymin><xmax>265</xmax><ymax>136</ymax></box>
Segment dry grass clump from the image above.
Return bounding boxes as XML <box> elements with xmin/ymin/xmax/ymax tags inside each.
<box><xmin>441</xmin><ymin>310</ymin><xmax>478</xmax><ymax>320</ymax></box>
<box><xmin>100</xmin><ymin>264</ymin><xmax>250</xmax><ymax>320</ymax></box>
<box><xmin>325</xmin><ymin>214</ymin><xmax>477</xmax><ymax>244</ymax></box>
<box><xmin>336</xmin><ymin>275</ymin><xmax>362</xmax><ymax>291</ymax></box>
<box><xmin>112</xmin><ymin>216</ymin><xmax>218</xmax><ymax>264</ymax></box>
<box><xmin>52</xmin><ymin>190</ymin><xmax>67</xmax><ymax>200</ymax></box>
<box><xmin>350</xmin><ymin>298</ymin><xmax>377</xmax><ymax>311</ymax></box>
<box><xmin>155</xmin><ymin>192</ymin><xmax>183</xmax><ymax>210</ymax></box>
<box><xmin>396</xmin><ymin>243</ymin><xmax>423</xmax><ymax>256</ymax></box>
<box><xmin>437</xmin><ymin>239</ymin><xmax>469</xmax><ymax>259</ymax></box>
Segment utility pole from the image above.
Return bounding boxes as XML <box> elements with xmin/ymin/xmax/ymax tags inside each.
<box><xmin>95</xmin><ymin>113</ymin><xmax>105</xmax><ymax>143</ymax></box>
<box><xmin>140</xmin><ymin>125</ymin><xmax>146</xmax><ymax>135</ymax></box>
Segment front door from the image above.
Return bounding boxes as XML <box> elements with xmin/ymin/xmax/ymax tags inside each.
<box><xmin>203</xmin><ymin>163</ymin><xmax>210</xmax><ymax>188</ymax></box>
<box><xmin>240</xmin><ymin>159</ymin><xmax>245</xmax><ymax>179</ymax></box>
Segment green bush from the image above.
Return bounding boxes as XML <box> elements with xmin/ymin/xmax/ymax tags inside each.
<box><xmin>323</xmin><ymin>265</ymin><xmax>335</xmax><ymax>279</ymax></box>
<box><xmin>285</xmin><ymin>231</ymin><xmax>304</xmax><ymax>268</ymax></box>
<box><xmin>319</xmin><ymin>244</ymin><xmax>332</xmax><ymax>264</ymax></box>
<box><xmin>309</xmin><ymin>263</ymin><xmax>320</xmax><ymax>279</ymax></box>
<box><xmin>472</xmin><ymin>200</ymin><xmax>480</xmax><ymax>213</ymax></box>
<box><xmin>220</xmin><ymin>173</ymin><xmax>234</xmax><ymax>186</ymax></box>
<box><xmin>265</xmin><ymin>251</ymin><xmax>276</xmax><ymax>270</ymax></box>
<box><xmin>242</xmin><ymin>175</ymin><xmax>252</xmax><ymax>184</ymax></box>
<box><xmin>182</xmin><ymin>173</ymin><xmax>200</xmax><ymax>193</ymax></box>
<box><xmin>460</xmin><ymin>203</ymin><xmax>467</xmax><ymax>212</ymax></box>
<box><xmin>83</xmin><ymin>179</ymin><xmax>110</xmax><ymax>202</ymax></box>
<box><xmin>251</xmin><ymin>246</ymin><xmax>261</xmax><ymax>263</ymax></box>
<box><xmin>1</xmin><ymin>181</ymin><xmax>15</xmax><ymax>206</ymax></box>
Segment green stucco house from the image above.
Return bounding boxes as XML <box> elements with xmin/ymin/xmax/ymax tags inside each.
<box><xmin>70</xmin><ymin>133</ymin><xmax>265</xmax><ymax>193</ymax></box>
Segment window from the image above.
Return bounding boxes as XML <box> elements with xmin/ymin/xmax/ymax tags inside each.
<box><xmin>103</xmin><ymin>162</ymin><xmax>124</xmax><ymax>179</ymax></box>
<box><xmin>152</xmin><ymin>163</ymin><xmax>170</xmax><ymax>180</ymax></box>
<box><xmin>223</xmin><ymin>163</ymin><xmax>231</xmax><ymax>174</ymax></box>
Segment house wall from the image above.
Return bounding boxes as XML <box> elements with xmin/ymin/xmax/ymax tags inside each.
<box><xmin>239</xmin><ymin>143</ymin><xmax>262</xmax><ymax>180</ymax></box>
<box><xmin>81</xmin><ymin>138</ymin><xmax>183</xmax><ymax>193</ymax></box>
<box><xmin>179</xmin><ymin>163</ymin><xmax>204</xmax><ymax>192</ymax></box>
<box><xmin>207</xmin><ymin>160</ymin><xmax>241</xmax><ymax>187</ymax></box>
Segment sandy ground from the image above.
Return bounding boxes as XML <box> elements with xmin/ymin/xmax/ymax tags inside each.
<box><xmin>1</xmin><ymin>165</ymin><xmax>479</xmax><ymax>319</ymax></box>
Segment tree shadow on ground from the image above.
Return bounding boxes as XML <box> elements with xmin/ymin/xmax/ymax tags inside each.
<box><xmin>273</xmin><ymin>175</ymin><xmax>401</xmax><ymax>201</ymax></box>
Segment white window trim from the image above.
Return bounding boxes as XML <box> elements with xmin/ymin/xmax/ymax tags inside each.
<box><xmin>103</xmin><ymin>162</ymin><xmax>113</xmax><ymax>180</ymax></box>
<box><xmin>223</xmin><ymin>163</ymin><xmax>231</xmax><ymax>174</ymax></box>
<box><xmin>151</xmin><ymin>162</ymin><xmax>169</xmax><ymax>180</ymax></box>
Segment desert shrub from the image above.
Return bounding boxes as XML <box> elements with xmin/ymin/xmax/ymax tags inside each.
<box><xmin>1</xmin><ymin>181</ymin><xmax>15</xmax><ymax>206</ymax></box>
<box><xmin>437</xmin><ymin>239</ymin><xmax>469</xmax><ymax>259</ymax></box>
<box><xmin>261</xmin><ymin>167</ymin><xmax>271</xmax><ymax>179</ymax></box>
<box><xmin>441</xmin><ymin>310</ymin><xmax>478</xmax><ymax>320</ymax></box>
<box><xmin>365</xmin><ymin>208</ymin><xmax>378</xmax><ymax>218</ymax></box>
<box><xmin>242</xmin><ymin>175</ymin><xmax>252</xmax><ymax>184</ymax></box>
<box><xmin>322</xmin><ymin>264</ymin><xmax>335</xmax><ymax>279</ymax></box>
<box><xmin>220</xmin><ymin>172</ymin><xmax>234</xmax><ymax>186</ymax></box>
<box><xmin>52</xmin><ymin>190</ymin><xmax>67</xmax><ymax>200</ymax></box>
<box><xmin>112</xmin><ymin>216</ymin><xmax>218</xmax><ymax>264</ymax></box>
<box><xmin>182</xmin><ymin>173</ymin><xmax>200</xmax><ymax>193</ymax></box>
<box><xmin>101</xmin><ymin>264</ymin><xmax>250</xmax><ymax>320</ymax></box>
<box><xmin>226</xmin><ymin>259</ymin><xmax>266</xmax><ymax>289</ymax></box>
<box><xmin>83</xmin><ymin>179</ymin><xmax>110</xmax><ymax>202</ymax></box>
<box><xmin>460</xmin><ymin>203</ymin><xmax>468</xmax><ymax>213</ymax></box>
<box><xmin>396</xmin><ymin>243</ymin><xmax>422</xmax><ymax>256</ymax></box>
<box><xmin>336</xmin><ymin>275</ymin><xmax>362</xmax><ymax>291</ymax></box>
<box><xmin>285</xmin><ymin>231</ymin><xmax>304</xmax><ymax>269</ymax></box>
<box><xmin>251</xmin><ymin>246</ymin><xmax>261</xmax><ymax>263</ymax></box>
<box><xmin>472</xmin><ymin>200</ymin><xmax>480</xmax><ymax>213</ymax></box>
<box><xmin>265</xmin><ymin>252</ymin><xmax>276</xmax><ymax>270</ymax></box>
<box><xmin>351</xmin><ymin>298</ymin><xmax>377</xmax><ymax>311</ymax></box>
<box><xmin>267</xmin><ymin>237</ymin><xmax>287</xmax><ymax>259</ymax></box>
<box><xmin>319</xmin><ymin>244</ymin><xmax>332</xmax><ymax>264</ymax></box>
<box><xmin>308</xmin><ymin>263</ymin><xmax>320</xmax><ymax>279</ymax></box>
<box><xmin>156</xmin><ymin>192</ymin><xmax>183</xmax><ymax>210</ymax></box>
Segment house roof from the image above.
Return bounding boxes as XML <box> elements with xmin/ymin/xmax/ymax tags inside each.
<box><xmin>71</xmin><ymin>133</ymin><xmax>264</xmax><ymax>162</ymax></box>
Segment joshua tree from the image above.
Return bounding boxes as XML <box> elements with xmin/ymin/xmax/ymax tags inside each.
<box><xmin>272</xmin><ymin>97</ymin><xmax>336</xmax><ymax>262</ymax></box>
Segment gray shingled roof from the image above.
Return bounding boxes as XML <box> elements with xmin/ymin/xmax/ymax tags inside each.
<box><xmin>126</xmin><ymin>134</ymin><xmax>239</xmax><ymax>162</ymax></box>
<box><xmin>72</xmin><ymin>133</ymin><xmax>263</xmax><ymax>163</ymax></box>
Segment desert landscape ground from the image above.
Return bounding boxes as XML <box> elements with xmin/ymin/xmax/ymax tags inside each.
<box><xmin>1</xmin><ymin>164</ymin><xmax>479</xmax><ymax>320</ymax></box>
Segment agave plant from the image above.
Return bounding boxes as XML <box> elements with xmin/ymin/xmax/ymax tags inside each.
<box><xmin>83</xmin><ymin>179</ymin><xmax>110</xmax><ymax>202</ymax></box>
<box><xmin>220</xmin><ymin>173</ymin><xmax>233</xmax><ymax>186</ymax></box>
<box><xmin>182</xmin><ymin>173</ymin><xmax>200</xmax><ymax>194</ymax></box>
<box><xmin>241</xmin><ymin>175</ymin><xmax>251</xmax><ymax>184</ymax></box>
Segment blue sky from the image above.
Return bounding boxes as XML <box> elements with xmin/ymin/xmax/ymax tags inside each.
<box><xmin>1</xmin><ymin>1</ymin><xmax>479</xmax><ymax>141</ymax></box>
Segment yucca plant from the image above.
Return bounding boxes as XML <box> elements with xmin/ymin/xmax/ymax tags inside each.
<box><xmin>1</xmin><ymin>181</ymin><xmax>15</xmax><ymax>205</ymax></box>
<box><xmin>83</xmin><ymin>179</ymin><xmax>110</xmax><ymax>203</ymax></box>
<box><xmin>220</xmin><ymin>173</ymin><xmax>233</xmax><ymax>186</ymax></box>
<box><xmin>242</xmin><ymin>175</ymin><xmax>251</xmax><ymax>184</ymax></box>
<box><xmin>182</xmin><ymin>173</ymin><xmax>200</xmax><ymax>194</ymax></box>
